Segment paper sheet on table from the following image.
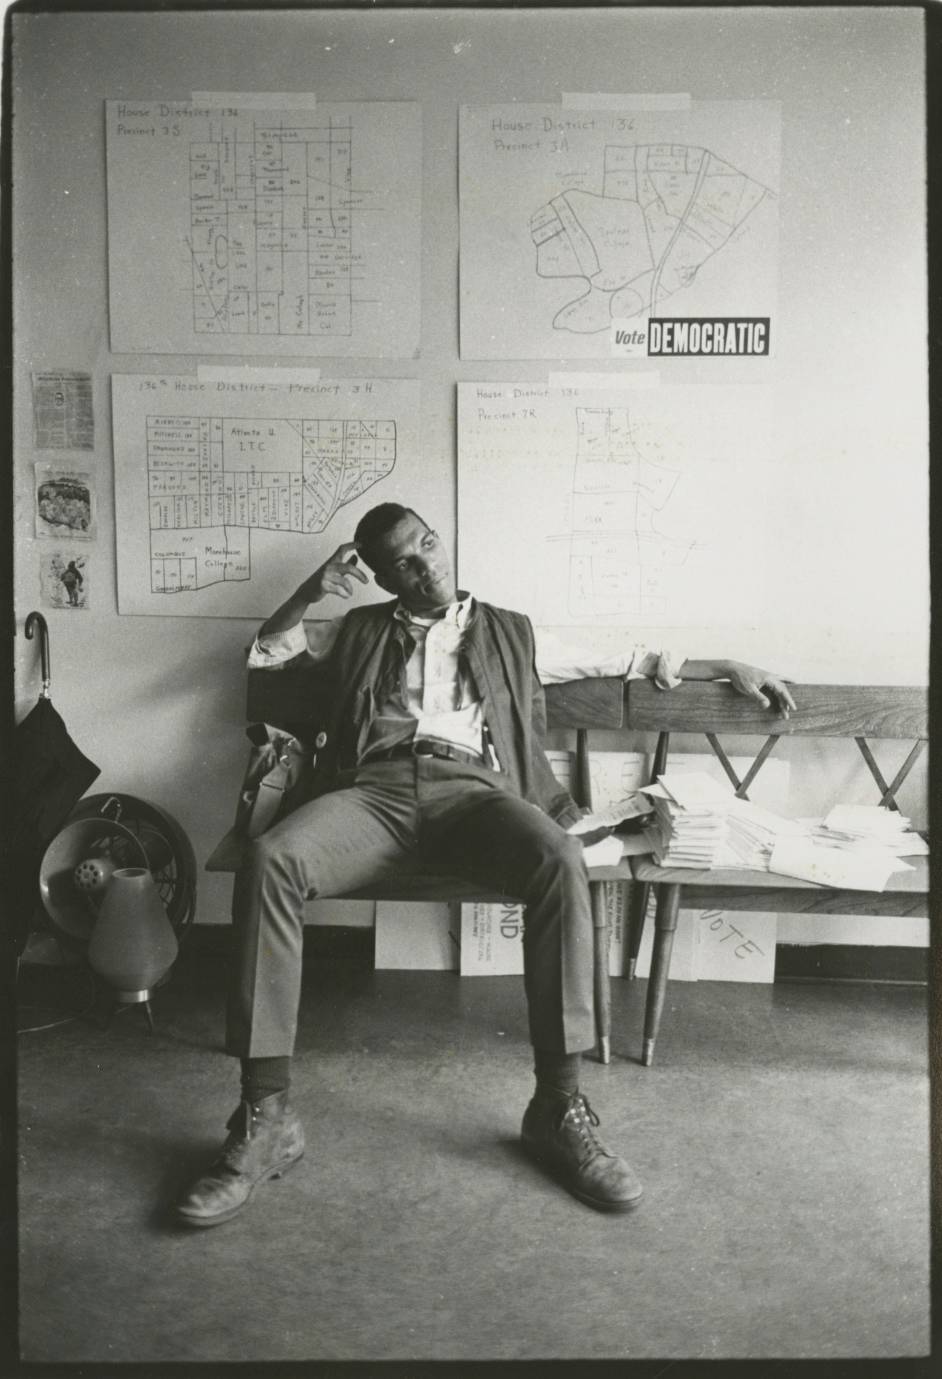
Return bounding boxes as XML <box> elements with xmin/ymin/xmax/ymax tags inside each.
<box><xmin>568</xmin><ymin>793</ymin><xmax>650</xmax><ymax>834</ymax></box>
<box><xmin>817</xmin><ymin>804</ymin><xmax>927</xmax><ymax>857</ymax></box>
<box><xmin>823</xmin><ymin>804</ymin><xmax>911</xmax><ymax>833</ymax></box>
<box><xmin>769</xmin><ymin>838</ymin><xmax>914</xmax><ymax>891</ymax></box>
<box><xmin>893</xmin><ymin>834</ymin><xmax>930</xmax><ymax>856</ymax></box>
<box><xmin>581</xmin><ymin>835</ymin><xmax>626</xmax><ymax>868</ymax></box>
<box><xmin>655</xmin><ymin>771</ymin><xmax>735</xmax><ymax>809</ymax></box>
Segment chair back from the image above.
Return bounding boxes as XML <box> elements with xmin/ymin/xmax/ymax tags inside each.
<box><xmin>246</xmin><ymin>663</ymin><xmax>625</xmax><ymax>809</ymax></box>
<box><xmin>247</xmin><ymin>663</ymin><xmax>625</xmax><ymax>733</ymax></box>
<box><xmin>624</xmin><ymin>680</ymin><xmax>928</xmax><ymax>807</ymax></box>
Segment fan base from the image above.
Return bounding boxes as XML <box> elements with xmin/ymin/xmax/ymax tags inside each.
<box><xmin>112</xmin><ymin>987</ymin><xmax>152</xmax><ymax>1004</ymax></box>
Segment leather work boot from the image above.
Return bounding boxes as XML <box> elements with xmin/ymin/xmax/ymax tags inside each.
<box><xmin>521</xmin><ymin>1091</ymin><xmax>643</xmax><ymax>1213</ymax></box>
<box><xmin>174</xmin><ymin>1091</ymin><xmax>305</xmax><ymax>1228</ymax></box>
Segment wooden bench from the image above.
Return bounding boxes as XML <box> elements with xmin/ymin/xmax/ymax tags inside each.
<box><xmin>623</xmin><ymin>680</ymin><xmax>929</xmax><ymax>1066</ymax></box>
<box><xmin>208</xmin><ymin>665</ymin><xmax>634</xmax><ymax>1064</ymax></box>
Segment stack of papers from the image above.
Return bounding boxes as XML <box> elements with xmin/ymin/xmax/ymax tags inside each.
<box><xmin>765</xmin><ymin>803</ymin><xmax>925</xmax><ymax>891</ymax></box>
<box><xmin>641</xmin><ymin>772</ymin><xmax>802</xmax><ymax>872</ymax></box>
<box><xmin>635</xmin><ymin>777</ymin><xmax>926</xmax><ymax>891</ymax></box>
<box><xmin>768</xmin><ymin>835</ymin><xmax>914</xmax><ymax>891</ymax></box>
<box><xmin>816</xmin><ymin>805</ymin><xmax>928</xmax><ymax>857</ymax></box>
<box><xmin>720</xmin><ymin>798</ymin><xmax>807</xmax><ymax>870</ymax></box>
<box><xmin>640</xmin><ymin>771</ymin><xmax>735</xmax><ymax>868</ymax></box>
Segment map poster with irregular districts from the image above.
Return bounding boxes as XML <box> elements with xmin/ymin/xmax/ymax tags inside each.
<box><xmin>457</xmin><ymin>381</ymin><xmax>776</xmax><ymax>635</ymax></box>
<box><xmin>112</xmin><ymin>375</ymin><xmax>427</xmax><ymax>617</ymax></box>
<box><xmin>459</xmin><ymin>102</ymin><xmax>779</xmax><ymax>361</ymax></box>
<box><xmin>106</xmin><ymin>101</ymin><xmax>421</xmax><ymax>357</ymax></box>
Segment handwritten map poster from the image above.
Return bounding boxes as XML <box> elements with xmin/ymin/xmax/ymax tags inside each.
<box><xmin>106</xmin><ymin>100</ymin><xmax>421</xmax><ymax>357</ymax></box>
<box><xmin>459</xmin><ymin>101</ymin><xmax>779</xmax><ymax>360</ymax></box>
<box><xmin>457</xmin><ymin>380</ymin><xmax>774</xmax><ymax>632</ymax></box>
<box><xmin>112</xmin><ymin>374</ymin><xmax>427</xmax><ymax>617</ymax></box>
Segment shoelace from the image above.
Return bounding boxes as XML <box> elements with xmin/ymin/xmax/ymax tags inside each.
<box><xmin>560</xmin><ymin>1094</ymin><xmax>609</xmax><ymax>1164</ymax></box>
<box><xmin>214</xmin><ymin>1102</ymin><xmax>264</xmax><ymax>1170</ymax></box>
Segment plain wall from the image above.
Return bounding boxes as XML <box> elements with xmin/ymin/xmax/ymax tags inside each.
<box><xmin>11</xmin><ymin>5</ymin><xmax>928</xmax><ymax>941</ymax></box>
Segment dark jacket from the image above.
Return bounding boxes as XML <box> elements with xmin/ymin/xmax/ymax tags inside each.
<box><xmin>305</xmin><ymin>598</ymin><xmax>581</xmax><ymax>828</ymax></box>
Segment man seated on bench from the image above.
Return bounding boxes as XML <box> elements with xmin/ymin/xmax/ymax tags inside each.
<box><xmin>175</xmin><ymin>503</ymin><xmax>794</xmax><ymax>1227</ymax></box>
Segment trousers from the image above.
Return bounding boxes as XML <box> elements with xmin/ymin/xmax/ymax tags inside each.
<box><xmin>226</xmin><ymin>757</ymin><xmax>595</xmax><ymax>1058</ymax></box>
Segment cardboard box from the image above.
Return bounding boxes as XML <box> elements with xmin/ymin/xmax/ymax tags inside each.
<box><xmin>632</xmin><ymin>898</ymin><xmax>777</xmax><ymax>984</ymax></box>
<box><xmin>544</xmin><ymin>749</ymin><xmax>573</xmax><ymax>791</ymax></box>
<box><xmin>461</xmin><ymin>884</ymin><xmax>629</xmax><ymax>978</ymax></box>
<box><xmin>668</xmin><ymin>752</ymin><xmax>790</xmax><ymax>812</ymax></box>
<box><xmin>458</xmin><ymin>889</ymin><xmax>773</xmax><ymax>982</ymax></box>
<box><xmin>460</xmin><ymin>900</ymin><xmax>525</xmax><ymax>975</ymax></box>
<box><xmin>693</xmin><ymin>907</ymin><xmax>777</xmax><ymax>983</ymax></box>
<box><xmin>546</xmin><ymin>748</ymin><xmax>651</xmax><ymax>810</ymax></box>
<box><xmin>604</xmin><ymin>881</ymin><xmax>625</xmax><ymax>976</ymax></box>
<box><xmin>589</xmin><ymin>750</ymin><xmax>650</xmax><ymax>810</ymax></box>
<box><xmin>374</xmin><ymin>901</ymin><xmax>458</xmax><ymax>970</ymax></box>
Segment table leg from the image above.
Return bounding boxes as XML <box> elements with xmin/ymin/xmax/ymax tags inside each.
<box><xmin>625</xmin><ymin>878</ymin><xmax>650</xmax><ymax>979</ymax></box>
<box><xmin>642</xmin><ymin>883</ymin><xmax>681</xmax><ymax>1067</ymax></box>
<box><xmin>591</xmin><ymin>881</ymin><xmax>611</xmax><ymax>1064</ymax></box>
<box><xmin>630</xmin><ymin>728</ymin><xmax>670</xmax><ymax>985</ymax></box>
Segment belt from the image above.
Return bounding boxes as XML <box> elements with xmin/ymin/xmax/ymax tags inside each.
<box><xmin>368</xmin><ymin>738</ymin><xmax>485</xmax><ymax>768</ymax></box>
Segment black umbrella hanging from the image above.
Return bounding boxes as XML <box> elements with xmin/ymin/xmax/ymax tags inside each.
<box><xmin>10</xmin><ymin>612</ymin><xmax>100</xmax><ymax>956</ymax></box>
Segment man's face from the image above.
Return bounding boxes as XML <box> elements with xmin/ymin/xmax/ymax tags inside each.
<box><xmin>369</xmin><ymin>512</ymin><xmax>457</xmax><ymax>614</ymax></box>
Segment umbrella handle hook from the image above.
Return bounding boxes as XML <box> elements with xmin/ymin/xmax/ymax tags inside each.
<box><xmin>25</xmin><ymin>610</ymin><xmax>51</xmax><ymax>698</ymax></box>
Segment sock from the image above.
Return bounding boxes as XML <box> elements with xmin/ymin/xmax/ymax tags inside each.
<box><xmin>240</xmin><ymin>1056</ymin><xmax>291</xmax><ymax>1104</ymax></box>
<box><xmin>532</xmin><ymin>1049</ymin><xmax>582</xmax><ymax>1102</ymax></box>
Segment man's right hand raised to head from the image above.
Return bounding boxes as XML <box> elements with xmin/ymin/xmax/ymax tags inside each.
<box><xmin>257</xmin><ymin>542</ymin><xmax>370</xmax><ymax>637</ymax></box>
<box><xmin>300</xmin><ymin>543</ymin><xmax>370</xmax><ymax>603</ymax></box>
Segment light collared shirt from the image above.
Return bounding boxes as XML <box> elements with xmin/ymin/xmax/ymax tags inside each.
<box><xmin>367</xmin><ymin>596</ymin><xmax>487</xmax><ymax>761</ymax></box>
<box><xmin>247</xmin><ymin>597</ymin><xmax>685</xmax><ymax>765</ymax></box>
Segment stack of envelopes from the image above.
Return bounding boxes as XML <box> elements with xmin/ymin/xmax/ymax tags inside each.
<box><xmin>639</xmin><ymin>777</ymin><xmax>926</xmax><ymax>891</ymax></box>
<box><xmin>813</xmin><ymin>804</ymin><xmax>927</xmax><ymax>858</ymax></box>
<box><xmin>768</xmin><ymin>804</ymin><xmax>923</xmax><ymax>891</ymax></box>
<box><xmin>721</xmin><ymin>798</ymin><xmax>808</xmax><ymax>870</ymax></box>
<box><xmin>641</xmin><ymin>771</ymin><xmax>802</xmax><ymax>871</ymax></box>
<box><xmin>640</xmin><ymin>771</ymin><xmax>735</xmax><ymax>868</ymax></box>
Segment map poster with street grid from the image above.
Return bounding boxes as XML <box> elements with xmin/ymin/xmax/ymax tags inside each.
<box><xmin>112</xmin><ymin>374</ymin><xmax>425</xmax><ymax>617</ymax></box>
<box><xmin>459</xmin><ymin>101</ymin><xmax>779</xmax><ymax>362</ymax></box>
<box><xmin>106</xmin><ymin>101</ymin><xmax>421</xmax><ymax>357</ymax></box>
<box><xmin>457</xmin><ymin>380</ymin><xmax>776</xmax><ymax>638</ymax></box>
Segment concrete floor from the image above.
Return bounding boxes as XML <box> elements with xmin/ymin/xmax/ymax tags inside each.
<box><xmin>15</xmin><ymin>938</ymin><xmax>931</xmax><ymax>1363</ymax></box>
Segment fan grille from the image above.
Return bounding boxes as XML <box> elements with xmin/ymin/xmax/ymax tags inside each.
<box><xmin>41</xmin><ymin>795</ymin><xmax>197</xmax><ymax>949</ymax></box>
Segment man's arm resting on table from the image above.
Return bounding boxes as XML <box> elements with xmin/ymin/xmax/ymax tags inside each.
<box><xmin>677</xmin><ymin>658</ymin><xmax>796</xmax><ymax>716</ymax></box>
